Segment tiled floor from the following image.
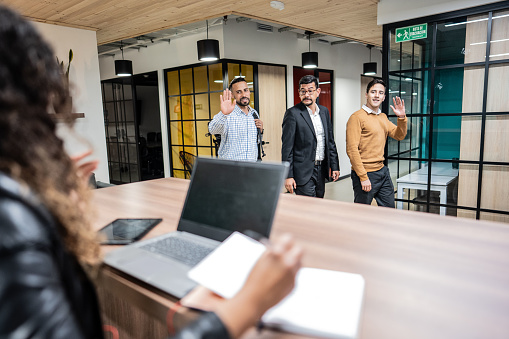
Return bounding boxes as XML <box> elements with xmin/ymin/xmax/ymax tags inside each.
<box><xmin>324</xmin><ymin>177</ymin><xmax>355</xmax><ymax>203</ymax></box>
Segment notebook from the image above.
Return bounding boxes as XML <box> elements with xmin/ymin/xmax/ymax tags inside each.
<box><xmin>104</xmin><ymin>157</ymin><xmax>289</xmax><ymax>298</ymax></box>
<box><xmin>187</xmin><ymin>232</ymin><xmax>366</xmax><ymax>339</ymax></box>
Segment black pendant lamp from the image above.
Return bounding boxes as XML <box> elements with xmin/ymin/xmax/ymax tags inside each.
<box><xmin>197</xmin><ymin>20</ymin><xmax>220</xmax><ymax>61</ymax></box>
<box><xmin>115</xmin><ymin>41</ymin><xmax>133</xmax><ymax>77</ymax></box>
<box><xmin>302</xmin><ymin>31</ymin><xmax>318</xmax><ymax>69</ymax></box>
<box><xmin>363</xmin><ymin>45</ymin><xmax>377</xmax><ymax>76</ymax></box>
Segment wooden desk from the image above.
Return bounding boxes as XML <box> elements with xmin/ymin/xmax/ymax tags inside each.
<box><xmin>93</xmin><ymin>177</ymin><xmax>509</xmax><ymax>339</ymax></box>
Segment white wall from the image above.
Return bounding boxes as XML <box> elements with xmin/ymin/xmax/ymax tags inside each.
<box><xmin>99</xmin><ymin>21</ymin><xmax>382</xmax><ymax>176</ymax></box>
<box><xmin>378</xmin><ymin>0</ymin><xmax>505</xmax><ymax>25</ymax></box>
<box><xmin>34</xmin><ymin>22</ymin><xmax>109</xmax><ymax>183</ymax></box>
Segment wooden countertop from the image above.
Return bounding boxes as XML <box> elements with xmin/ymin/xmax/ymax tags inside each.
<box><xmin>93</xmin><ymin>177</ymin><xmax>509</xmax><ymax>339</ymax></box>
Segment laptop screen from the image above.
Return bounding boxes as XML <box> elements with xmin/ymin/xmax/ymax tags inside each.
<box><xmin>178</xmin><ymin>158</ymin><xmax>289</xmax><ymax>242</ymax></box>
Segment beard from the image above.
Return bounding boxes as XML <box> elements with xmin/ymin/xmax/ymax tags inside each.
<box><xmin>236</xmin><ymin>97</ymin><xmax>250</xmax><ymax>107</ymax></box>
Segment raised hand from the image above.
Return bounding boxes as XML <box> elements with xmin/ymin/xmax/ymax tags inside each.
<box><xmin>390</xmin><ymin>96</ymin><xmax>406</xmax><ymax>118</ymax></box>
<box><xmin>220</xmin><ymin>89</ymin><xmax>236</xmax><ymax>115</ymax></box>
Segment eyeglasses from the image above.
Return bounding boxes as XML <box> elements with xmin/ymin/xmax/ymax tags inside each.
<box><xmin>299</xmin><ymin>88</ymin><xmax>316</xmax><ymax>96</ymax></box>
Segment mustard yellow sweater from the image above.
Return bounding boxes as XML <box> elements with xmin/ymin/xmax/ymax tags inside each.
<box><xmin>346</xmin><ymin>109</ymin><xmax>407</xmax><ymax>181</ymax></box>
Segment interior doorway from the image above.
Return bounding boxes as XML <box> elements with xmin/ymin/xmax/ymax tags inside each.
<box><xmin>101</xmin><ymin>71</ymin><xmax>163</xmax><ymax>184</ymax></box>
<box><xmin>133</xmin><ymin>71</ymin><xmax>164</xmax><ymax>181</ymax></box>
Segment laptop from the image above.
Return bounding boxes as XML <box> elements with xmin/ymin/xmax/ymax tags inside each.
<box><xmin>104</xmin><ymin>157</ymin><xmax>289</xmax><ymax>298</ymax></box>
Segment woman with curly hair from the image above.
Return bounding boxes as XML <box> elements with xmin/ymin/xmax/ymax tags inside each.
<box><xmin>0</xmin><ymin>5</ymin><xmax>302</xmax><ymax>338</ymax></box>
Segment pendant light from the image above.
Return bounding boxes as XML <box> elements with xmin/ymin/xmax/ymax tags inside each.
<box><xmin>302</xmin><ymin>31</ymin><xmax>318</xmax><ymax>69</ymax></box>
<box><xmin>197</xmin><ymin>20</ymin><xmax>220</xmax><ymax>61</ymax></box>
<box><xmin>363</xmin><ymin>45</ymin><xmax>377</xmax><ymax>76</ymax></box>
<box><xmin>115</xmin><ymin>41</ymin><xmax>133</xmax><ymax>77</ymax></box>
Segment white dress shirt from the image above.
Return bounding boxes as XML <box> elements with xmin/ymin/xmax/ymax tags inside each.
<box><xmin>306</xmin><ymin>104</ymin><xmax>325</xmax><ymax>161</ymax></box>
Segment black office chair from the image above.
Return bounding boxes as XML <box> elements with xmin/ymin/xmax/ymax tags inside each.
<box><xmin>179</xmin><ymin>151</ymin><xmax>196</xmax><ymax>179</ymax></box>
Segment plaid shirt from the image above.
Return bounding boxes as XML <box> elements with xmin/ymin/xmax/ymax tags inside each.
<box><xmin>208</xmin><ymin>105</ymin><xmax>259</xmax><ymax>161</ymax></box>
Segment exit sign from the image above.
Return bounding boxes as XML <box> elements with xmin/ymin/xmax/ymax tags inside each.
<box><xmin>395</xmin><ymin>24</ymin><xmax>428</xmax><ymax>43</ymax></box>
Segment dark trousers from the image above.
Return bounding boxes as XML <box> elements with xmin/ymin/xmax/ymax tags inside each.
<box><xmin>351</xmin><ymin>166</ymin><xmax>395</xmax><ymax>207</ymax></box>
<box><xmin>295</xmin><ymin>164</ymin><xmax>325</xmax><ymax>198</ymax></box>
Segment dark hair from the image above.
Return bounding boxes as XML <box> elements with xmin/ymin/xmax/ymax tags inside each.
<box><xmin>299</xmin><ymin>75</ymin><xmax>319</xmax><ymax>89</ymax></box>
<box><xmin>0</xmin><ymin>5</ymin><xmax>99</xmax><ymax>265</ymax></box>
<box><xmin>366</xmin><ymin>78</ymin><xmax>386</xmax><ymax>93</ymax></box>
<box><xmin>229</xmin><ymin>77</ymin><xmax>247</xmax><ymax>90</ymax></box>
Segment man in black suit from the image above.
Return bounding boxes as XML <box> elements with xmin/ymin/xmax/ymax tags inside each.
<box><xmin>282</xmin><ymin>75</ymin><xmax>340</xmax><ymax>198</ymax></box>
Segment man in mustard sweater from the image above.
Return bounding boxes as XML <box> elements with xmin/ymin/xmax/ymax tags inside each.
<box><xmin>346</xmin><ymin>79</ymin><xmax>407</xmax><ymax>207</ymax></box>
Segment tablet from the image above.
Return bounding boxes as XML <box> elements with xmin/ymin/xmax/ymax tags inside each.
<box><xmin>98</xmin><ymin>218</ymin><xmax>162</xmax><ymax>245</ymax></box>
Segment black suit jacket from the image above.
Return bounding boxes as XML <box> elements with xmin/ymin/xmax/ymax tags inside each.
<box><xmin>281</xmin><ymin>102</ymin><xmax>339</xmax><ymax>185</ymax></box>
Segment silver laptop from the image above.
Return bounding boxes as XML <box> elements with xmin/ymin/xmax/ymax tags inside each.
<box><xmin>104</xmin><ymin>157</ymin><xmax>289</xmax><ymax>298</ymax></box>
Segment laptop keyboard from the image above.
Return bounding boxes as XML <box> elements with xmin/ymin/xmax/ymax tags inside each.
<box><xmin>140</xmin><ymin>236</ymin><xmax>215</xmax><ymax>267</ymax></box>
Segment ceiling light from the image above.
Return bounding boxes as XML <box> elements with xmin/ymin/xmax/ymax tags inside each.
<box><xmin>302</xmin><ymin>31</ymin><xmax>318</xmax><ymax>69</ymax></box>
<box><xmin>270</xmin><ymin>1</ymin><xmax>285</xmax><ymax>10</ymax></box>
<box><xmin>115</xmin><ymin>41</ymin><xmax>133</xmax><ymax>77</ymax></box>
<box><xmin>363</xmin><ymin>45</ymin><xmax>377</xmax><ymax>75</ymax></box>
<box><xmin>197</xmin><ymin>20</ymin><xmax>220</xmax><ymax>61</ymax></box>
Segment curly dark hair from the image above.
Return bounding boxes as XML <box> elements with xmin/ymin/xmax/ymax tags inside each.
<box><xmin>0</xmin><ymin>5</ymin><xmax>100</xmax><ymax>265</ymax></box>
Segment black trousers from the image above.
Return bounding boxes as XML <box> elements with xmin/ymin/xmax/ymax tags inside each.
<box><xmin>295</xmin><ymin>164</ymin><xmax>325</xmax><ymax>198</ymax></box>
<box><xmin>351</xmin><ymin>166</ymin><xmax>395</xmax><ymax>207</ymax></box>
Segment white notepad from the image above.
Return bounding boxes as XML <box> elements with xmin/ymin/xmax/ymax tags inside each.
<box><xmin>188</xmin><ymin>232</ymin><xmax>365</xmax><ymax>339</ymax></box>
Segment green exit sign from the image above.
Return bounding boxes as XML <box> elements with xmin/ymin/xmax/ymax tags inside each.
<box><xmin>395</xmin><ymin>24</ymin><xmax>428</xmax><ymax>43</ymax></box>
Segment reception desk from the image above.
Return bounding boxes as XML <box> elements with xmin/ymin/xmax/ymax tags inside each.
<box><xmin>93</xmin><ymin>177</ymin><xmax>509</xmax><ymax>339</ymax></box>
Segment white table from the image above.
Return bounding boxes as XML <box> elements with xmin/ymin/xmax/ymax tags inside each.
<box><xmin>396</xmin><ymin>164</ymin><xmax>459</xmax><ymax>215</ymax></box>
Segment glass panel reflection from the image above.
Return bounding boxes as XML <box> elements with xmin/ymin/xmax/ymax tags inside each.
<box><xmin>484</xmin><ymin>115</ymin><xmax>509</xmax><ymax>162</ymax></box>
<box><xmin>196</xmin><ymin>121</ymin><xmax>211</xmax><ymax>146</ymax></box>
<box><xmin>194</xmin><ymin>66</ymin><xmax>208</xmax><ymax>93</ymax></box>
<box><xmin>197</xmin><ymin>147</ymin><xmax>212</xmax><ymax>157</ymax></box>
<box><xmin>490</xmin><ymin>10</ymin><xmax>509</xmax><ymax>61</ymax></box>
<box><xmin>432</xmin><ymin>116</ymin><xmax>462</xmax><ymax>160</ymax></box>
<box><xmin>209</xmin><ymin>63</ymin><xmax>223</xmax><ymax>92</ymax></box>
<box><xmin>458</xmin><ymin>115</ymin><xmax>481</xmax><ymax>161</ymax></box>
<box><xmin>103</xmin><ymin>83</ymin><xmax>113</xmax><ymax>101</ymax></box>
<box><xmin>487</xmin><ymin>63</ymin><xmax>509</xmax><ymax>112</ymax></box>
<box><xmin>194</xmin><ymin>94</ymin><xmax>210</xmax><ymax>120</ymax></box>
<box><xmin>241</xmin><ymin>64</ymin><xmax>254</xmax><ymax>83</ymax></box>
<box><xmin>170</xmin><ymin>121</ymin><xmax>181</xmax><ymax>145</ymax></box>
<box><xmin>436</xmin><ymin>19</ymin><xmax>467</xmax><ymax>66</ymax></box>
<box><xmin>180</xmin><ymin>68</ymin><xmax>193</xmax><ymax>95</ymax></box>
<box><xmin>228</xmin><ymin>63</ymin><xmax>240</xmax><ymax>85</ymax></box>
<box><xmin>168</xmin><ymin>97</ymin><xmax>181</xmax><ymax>121</ymax></box>
<box><xmin>172</xmin><ymin>147</ymin><xmax>184</xmax><ymax>170</ymax></box>
<box><xmin>434</xmin><ymin>67</ymin><xmax>483</xmax><ymax>114</ymax></box>
<box><xmin>181</xmin><ymin>95</ymin><xmax>194</xmax><ymax>120</ymax></box>
<box><xmin>481</xmin><ymin>165</ymin><xmax>509</xmax><ymax>212</ymax></box>
<box><xmin>457</xmin><ymin>164</ymin><xmax>478</xmax><ymax>209</ymax></box>
<box><xmin>182</xmin><ymin>121</ymin><xmax>196</xmax><ymax>145</ymax></box>
<box><xmin>167</xmin><ymin>71</ymin><xmax>180</xmax><ymax>96</ymax></box>
<box><xmin>210</xmin><ymin>92</ymin><xmax>221</xmax><ymax>116</ymax></box>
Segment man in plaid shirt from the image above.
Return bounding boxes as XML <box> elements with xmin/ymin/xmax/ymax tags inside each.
<box><xmin>208</xmin><ymin>77</ymin><xmax>263</xmax><ymax>161</ymax></box>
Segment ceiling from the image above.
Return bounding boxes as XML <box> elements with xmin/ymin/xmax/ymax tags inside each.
<box><xmin>2</xmin><ymin>0</ymin><xmax>382</xmax><ymax>46</ymax></box>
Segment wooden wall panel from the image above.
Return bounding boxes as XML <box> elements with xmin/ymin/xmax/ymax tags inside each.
<box><xmin>257</xmin><ymin>64</ymin><xmax>286</xmax><ymax>163</ymax></box>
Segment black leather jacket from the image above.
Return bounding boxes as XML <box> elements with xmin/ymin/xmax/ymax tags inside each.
<box><xmin>0</xmin><ymin>173</ymin><xmax>230</xmax><ymax>339</ymax></box>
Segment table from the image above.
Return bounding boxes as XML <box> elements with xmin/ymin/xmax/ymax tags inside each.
<box><xmin>93</xmin><ymin>177</ymin><xmax>509</xmax><ymax>339</ymax></box>
<box><xmin>396</xmin><ymin>164</ymin><xmax>459</xmax><ymax>215</ymax></box>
